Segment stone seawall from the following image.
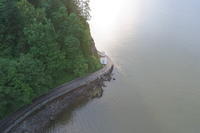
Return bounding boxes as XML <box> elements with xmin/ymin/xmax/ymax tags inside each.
<box><xmin>0</xmin><ymin>54</ymin><xmax>113</xmax><ymax>133</ymax></box>
<box><xmin>11</xmin><ymin>68</ymin><xmax>113</xmax><ymax>132</ymax></box>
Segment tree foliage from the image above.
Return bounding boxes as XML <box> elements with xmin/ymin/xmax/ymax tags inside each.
<box><xmin>17</xmin><ymin>0</ymin><xmax>46</xmax><ymax>26</ymax></box>
<box><xmin>0</xmin><ymin>0</ymin><xmax>101</xmax><ymax>120</ymax></box>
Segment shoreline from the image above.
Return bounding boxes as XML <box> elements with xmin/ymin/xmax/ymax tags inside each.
<box><xmin>0</xmin><ymin>53</ymin><xmax>113</xmax><ymax>132</ymax></box>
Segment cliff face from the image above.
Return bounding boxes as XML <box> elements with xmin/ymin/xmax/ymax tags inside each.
<box><xmin>90</xmin><ymin>38</ymin><xmax>99</xmax><ymax>59</ymax></box>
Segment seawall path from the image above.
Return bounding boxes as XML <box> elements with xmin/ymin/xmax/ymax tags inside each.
<box><xmin>0</xmin><ymin>52</ymin><xmax>113</xmax><ymax>132</ymax></box>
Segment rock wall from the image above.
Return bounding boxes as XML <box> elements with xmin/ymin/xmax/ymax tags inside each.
<box><xmin>90</xmin><ymin>38</ymin><xmax>99</xmax><ymax>58</ymax></box>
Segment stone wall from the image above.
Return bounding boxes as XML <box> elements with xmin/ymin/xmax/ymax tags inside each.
<box><xmin>10</xmin><ymin>68</ymin><xmax>113</xmax><ymax>132</ymax></box>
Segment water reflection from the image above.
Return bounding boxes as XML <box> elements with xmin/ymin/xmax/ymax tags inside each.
<box><xmin>43</xmin><ymin>75</ymin><xmax>113</xmax><ymax>132</ymax></box>
<box><xmin>43</xmin><ymin>0</ymin><xmax>200</xmax><ymax>132</ymax></box>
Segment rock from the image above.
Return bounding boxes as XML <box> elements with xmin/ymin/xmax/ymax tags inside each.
<box><xmin>50</xmin><ymin>115</ymin><xmax>56</xmax><ymax>121</ymax></box>
<box><xmin>100</xmin><ymin>75</ymin><xmax>107</xmax><ymax>81</ymax></box>
<box><xmin>90</xmin><ymin>38</ymin><xmax>99</xmax><ymax>58</ymax></box>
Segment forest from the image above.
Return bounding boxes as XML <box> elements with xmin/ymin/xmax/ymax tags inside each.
<box><xmin>0</xmin><ymin>0</ymin><xmax>101</xmax><ymax>120</ymax></box>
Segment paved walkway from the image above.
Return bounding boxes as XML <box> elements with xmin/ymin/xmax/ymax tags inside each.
<box><xmin>0</xmin><ymin>54</ymin><xmax>113</xmax><ymax>132</ymax></box>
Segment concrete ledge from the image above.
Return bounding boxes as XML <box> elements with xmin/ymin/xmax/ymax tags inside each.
<box><xmin>0</xmin><ymin>53</ymin><xmax>113</xmax><ymax>133</ymax></box>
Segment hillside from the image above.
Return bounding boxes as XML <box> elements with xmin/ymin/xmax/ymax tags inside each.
<box><xmin>0</xmin><ymin>0</ymin><xmax>101</xmax><ymax>120</ymax></box>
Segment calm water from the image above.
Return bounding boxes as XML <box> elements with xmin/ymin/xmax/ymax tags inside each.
<box><xmin>45</xmin><ymin>0</ymin><xmax>200</xmax><ymax>132</ymax></box>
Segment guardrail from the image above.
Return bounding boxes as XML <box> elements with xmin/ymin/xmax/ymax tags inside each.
<box><xmin>0</xmin><ymin>53</ymin><xmax>113</xmax><ymax>133</ymax></box>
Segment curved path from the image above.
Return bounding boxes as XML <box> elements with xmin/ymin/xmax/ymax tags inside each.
<box><xmin>0</xmin><ymin>53</ymin><xmax>113</xmax><ymax>132</ymax></box>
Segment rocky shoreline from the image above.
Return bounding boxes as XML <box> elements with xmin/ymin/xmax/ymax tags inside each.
<box><xmin>10</xmin><ymin>69</ymin><xmax>114</xmax><ymax>133</ymax></box>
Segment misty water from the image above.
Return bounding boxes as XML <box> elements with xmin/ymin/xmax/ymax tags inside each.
<box><xmin>44</xmin><ymin>0</ymin><xmax>200</xmax><ymax>132</ymax></box>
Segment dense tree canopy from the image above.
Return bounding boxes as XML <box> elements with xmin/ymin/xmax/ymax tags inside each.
<box><xmin>0</xmin><ymin>0</ymin><xmax>101</xmax><ymax>120</ymax></box>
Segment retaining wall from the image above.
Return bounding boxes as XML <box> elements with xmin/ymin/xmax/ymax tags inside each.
<box><xmin>0</xmin><ymin>53</ymin><xmax>113</xmax><ymax>133</ymax></box>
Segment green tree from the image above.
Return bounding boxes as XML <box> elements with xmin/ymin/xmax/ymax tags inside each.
<box><xmin>0</xmin><ymin>54</ymin><xmax>53</xmax><ymax>119</ymax></box>
<box><xmin>17</xmin><ymin>0</ymin><xmax>45</xmax><ymax>26</ymax></box>
<box><xmin>0</xmin><ymin>0</ymin><xmax>7</xmax><ymax>57</ymax></box>
<box><xmin>51</xmin><ymin>6</ymin><xmax>68</xmax><ymax>32</ymax></box>
<box><xmin>16</xmin><ymin>53</ymin><xmax>51</xmax><ymax>95</ymax></box>
<box><xmin>87</xmin><ymin>55</ymin><xmax>102</xmax><ymax>73</ymax></box>
<box><xmin>0</xmin><ymin>0</ymin><xmax>102</xmax><ymax>120</ymax></box>
<box><xmin>83</xmin><ymin>0</ymin><xmax>91</xmax><ymax>21</ymax></box>
<box><xmin>0</xmin><ymin>0</ymin><xmax>20</xmax><ymax>57</ymax></box>
<box><xmin>40</xmin><ymin>0</ymin><xmax>62</xmax><ymax>19</ymax></box>
<box><xmin>23</xmin><ymin>18</ymin><xmax>66</xmax><ymax>77</ymax></box>
<box><xmin>0</xmin><ymin>58</ymin><xmax>11</xmax><ymax>119</ymax></box>
<box><xmin>14</xmin><ymin>0</ymin><xmax>46</xmax><ymax>56</ymax></box>
<box><xmin>0</xmin><ymin>58</ymin><xmax>34</xmax><ymax>119</ymax></box>
<box><xmin>72</xmin><ymin>53</ymin><xmax>88</xmax><ymax>76</ymax></box>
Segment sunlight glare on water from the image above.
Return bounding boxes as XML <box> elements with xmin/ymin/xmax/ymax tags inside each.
<box><xmin>89</xmin><ymin>0</ymin><xmax>141</xmax><ymax>53</ymax></box>
<box><xmin>44</xmin><ymin>0</ymin><xmax>200</xmax><ymax>133</ymax></box>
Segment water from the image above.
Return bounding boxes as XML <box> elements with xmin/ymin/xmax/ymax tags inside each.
<box><xmin>44</xmin><ymin>0</ymin><xmax>200</xmax><ymax>132</ymax></box>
